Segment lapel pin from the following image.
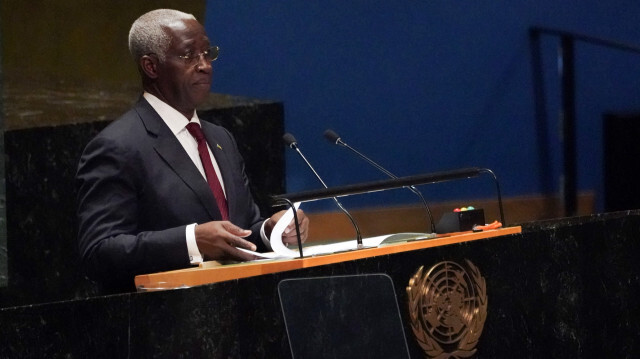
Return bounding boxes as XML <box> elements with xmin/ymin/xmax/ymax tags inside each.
<box><xmin>217</xmin><ymin>144</ymin><xmax>223</xmax><ymax>150</ymax></box>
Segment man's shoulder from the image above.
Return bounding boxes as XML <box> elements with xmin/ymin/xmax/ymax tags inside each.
<box><xmin>100</xmin><ymin>108</ymin><xmax>144</xmax><ymax>137</ymax></box>
<box><xmin>86</xmin><ymin>102</ymin><xmax>151</xmax><ymax>152</ymax></box>
<box><xmin>101</xmin><ymin>98</ymin><xmax>153</xmax><ymax>134</ymax></box>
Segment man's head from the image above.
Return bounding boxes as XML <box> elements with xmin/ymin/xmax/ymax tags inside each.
<box><xmin>129</xmin><ymin>9</ymin><xmax>215</xmax><ymax>118</ymax></box>
<box><xmin>128</xmin><ymin>9</ymin><xmax>195</xmax><ymax>63</ymax></box>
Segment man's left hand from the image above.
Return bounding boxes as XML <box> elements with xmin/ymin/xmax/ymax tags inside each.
<box><xmin>265</xmin><ymin>209</ymin><xmax>309</xmax><ymax>245</ymax></box>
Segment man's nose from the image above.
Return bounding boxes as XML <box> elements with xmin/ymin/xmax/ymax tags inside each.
<box><xmin>195</xmin><ymin>55</ymin><xmax>212</xmax><ymax>72</ymax></box>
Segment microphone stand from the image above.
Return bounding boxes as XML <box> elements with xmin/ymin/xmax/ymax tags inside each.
<box><xmin>274</xmin><ymin>197</ymin><xmax>305</xmax><ymax>258</ymax></box>
<box><xmin>325</xmin><ymin>130</ymin><xmax>436</xmax><ymax>234</ymax></box>
<box><xmin>284</xmin><ymin>134</ymin><xmax>364</xmax><ymax>248</ymax></box>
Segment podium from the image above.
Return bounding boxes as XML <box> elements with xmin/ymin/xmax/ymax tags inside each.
<box><xmin>133</xmin><ymin>228</ymin><xmax>519</xmax><ymax>358</ymax></box>
<box><xmin>3</xmin><ymin>212</ymin><xmax>640</xmax><ymax>358</ymax></box>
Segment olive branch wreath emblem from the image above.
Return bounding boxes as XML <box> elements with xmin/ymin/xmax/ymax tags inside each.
<box><xmin>407</xmin><ymin>260</ymin><xmax>488</xmax><ymax>358</ymax></box>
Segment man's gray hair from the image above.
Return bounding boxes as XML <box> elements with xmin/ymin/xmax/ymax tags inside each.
<box><xmin>128</xmin><ymin>9</ymin><xmax>196</xmax><ymax>62</ymax></box>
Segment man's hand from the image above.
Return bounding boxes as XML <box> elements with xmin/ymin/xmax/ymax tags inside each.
<box><xmin>265</xmin><ymin>209</ymin><xmax>310</xmax><ymax>246</ymax></box>
<box><xmin>194</xmin><ymin>221</ymin><xmax>257</xmax><ymax>261</ymax></box>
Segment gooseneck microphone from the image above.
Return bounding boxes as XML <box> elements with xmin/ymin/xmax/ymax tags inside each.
<box><xmin>283</xmin><ymin>133</ymin><xmax>364</xmax><ymax>248</ymax></box>
<box><xmin>323</xmin><ymin>129</ymin><xmax>436</xmax><ymax>234</ymax></box>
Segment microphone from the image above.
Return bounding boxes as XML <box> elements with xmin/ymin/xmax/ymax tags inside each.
<box><xmin>323</xmin><ymin>129</ymin><xmax>436</xmax><ymax>234</ymax></box>
<box><xmin>283</xmin><ymin>133</ymin><xmax>365</xmax><ymax>248</ymax></box>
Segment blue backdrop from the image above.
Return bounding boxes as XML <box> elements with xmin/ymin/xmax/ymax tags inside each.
<box><xmin>204</xmin><ymin>1</ymin><xmax>640</xmax><ymax>212</ymax></box>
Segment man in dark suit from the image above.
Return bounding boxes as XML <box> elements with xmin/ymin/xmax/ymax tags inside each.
<box><xmin>76</xmin><ymin>9</ymin><xmax>308</xmax><ymax>290</ymax></box>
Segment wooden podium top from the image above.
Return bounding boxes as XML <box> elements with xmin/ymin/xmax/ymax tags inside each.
<box><xmin>134</xmin><ymin>226</ymin><xmax>521</xmax><ymax>291</ymax></box>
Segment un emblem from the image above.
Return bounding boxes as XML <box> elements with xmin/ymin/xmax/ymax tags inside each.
<box><xmin>406</xmin><ymin>260</ymin><xmax>488</xmax><ymax>358</ymax></box>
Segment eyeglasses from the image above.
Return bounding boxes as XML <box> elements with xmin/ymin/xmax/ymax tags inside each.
<box><xmin>177</xmin><ymin>46</ymin><xmax>219</xmax><ymax>66</ymax></box>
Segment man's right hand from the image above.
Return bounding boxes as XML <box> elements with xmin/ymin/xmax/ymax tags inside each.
<box><xmin>194</xmin><ymin>221</ymin><xmax>258</xmax><ymax>262</ymax></box>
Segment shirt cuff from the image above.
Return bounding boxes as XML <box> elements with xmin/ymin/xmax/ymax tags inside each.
<box><xmin>260</xmin><ymin>220</ymin><xmax>272</xmax><ymax>251</ymax></box>
<box><xmin>186</xmin><ymin>223</ymin><xmax>203</xmax><ymax>265</ymax></box>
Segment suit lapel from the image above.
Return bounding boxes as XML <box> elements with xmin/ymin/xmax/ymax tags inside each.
<box><xmin>134</xmin><ymin>99</ymin><xmax>223</xmax><ymax>220</ymax></box>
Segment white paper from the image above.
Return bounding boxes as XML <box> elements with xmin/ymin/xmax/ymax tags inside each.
<box><xmin>236</xmin><ymin>202</ymin><xmax>302</xmax><ymax>260</ymax></box>
<box><xmin>268</xmin><ymin>202</ymin><xmax>303</xmax><ymax>257</ymax></box>
<box><xmin>237</xmin><ymin>203</ymin><xmax>435</xmax><ymax>260</ymax></box>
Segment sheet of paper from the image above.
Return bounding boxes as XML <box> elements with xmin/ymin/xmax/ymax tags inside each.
<box><xmin>237</xmin><ymin>203</ymin><xmax>435</xmax><ymax>259</ymax></box>
<box><xmin>237</xmin><ymin>202</ymin><xmax>302</xmax><ymax>259</ymax></box>
<box><xmin>268</xmin><ymin>202</ymin><xmax>302</xmax><ymax>257</ymax></box>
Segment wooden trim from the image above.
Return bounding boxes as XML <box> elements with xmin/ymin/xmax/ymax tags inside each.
<box><xmin>134</xmin><ymin>226</ymin><xmax>521</xmax><ymax>290</ymax></box>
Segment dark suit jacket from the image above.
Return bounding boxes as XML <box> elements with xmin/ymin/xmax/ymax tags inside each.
<box><xmin>76</xmin><ymin>97</ymin><xmax>266</xmax><ymax>289</ymax></box>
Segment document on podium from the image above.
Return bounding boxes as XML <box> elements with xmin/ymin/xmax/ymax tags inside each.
<box><xmin>239</xmin><ymin>203</ymin><xmax>433</xmax><ymax>260</ymax></box>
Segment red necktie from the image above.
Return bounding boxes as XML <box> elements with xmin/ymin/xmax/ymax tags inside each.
<box><xmin>185</xmin><ymin>122</ymin><xmax>229</xmax><ymax>220</ymax></box>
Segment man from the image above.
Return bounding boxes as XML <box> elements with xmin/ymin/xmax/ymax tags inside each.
<box><xmin>76</xmin><ymin>9</ymin><xmax>308</xmax><ymax>290</ymax></box>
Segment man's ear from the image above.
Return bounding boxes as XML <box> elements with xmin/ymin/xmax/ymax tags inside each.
<box><xmin>140</xmin><ymin>55</ymin><xmax>159</xmax><ymax>79</ymax></box>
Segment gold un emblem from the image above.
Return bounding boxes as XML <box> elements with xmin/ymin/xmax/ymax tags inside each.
<box><xmin>407</xmin><ymin>260</ymin><xmax>488</xmax><ymax>358</ymax></box>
